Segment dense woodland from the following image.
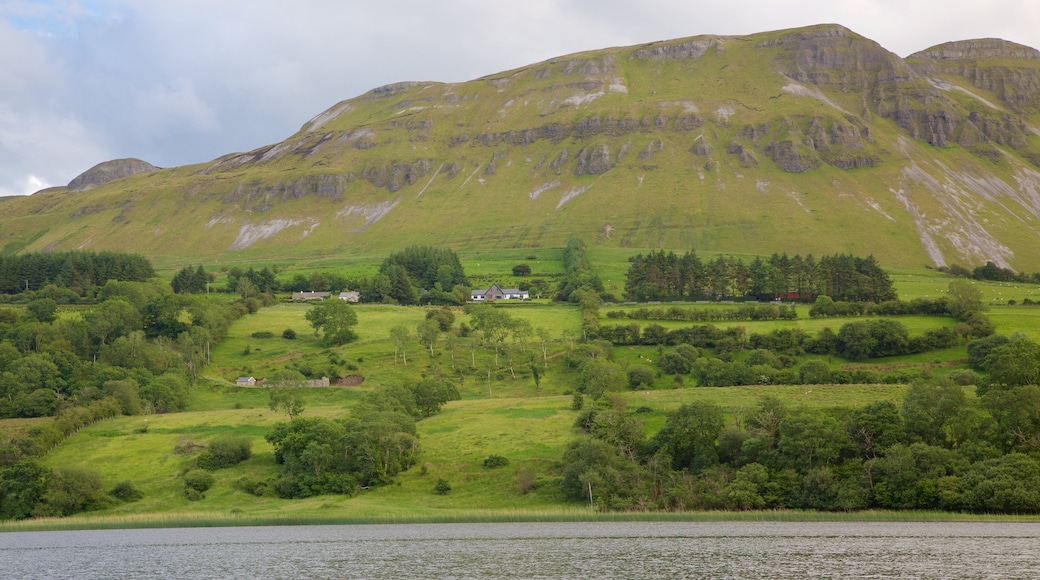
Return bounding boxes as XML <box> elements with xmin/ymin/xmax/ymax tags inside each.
<box><xmin>0</xmin><ymin>251</ymin><xmax>155</xmax><ymax>296</ymax></box>
<box><xmin>562</xmin><ymin>335</ymin><xmax>1040</xmax><ymax>512</ymax></box>
<box><xmin>624</xmin><ymin>251</ymin><xmax>896</xmax><ymax>303</ymax></box>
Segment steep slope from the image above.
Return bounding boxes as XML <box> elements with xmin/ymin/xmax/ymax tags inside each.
<box><xmin>5</xmin><ymin>24</ymin><xmax>1040</xmax><ymax>271</ymax></box>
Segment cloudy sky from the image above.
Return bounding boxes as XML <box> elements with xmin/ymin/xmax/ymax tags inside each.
<box><xmin>1</xmin><ymin>0</ymin><xmax>1038</xmax><ymax>196</ymax></box>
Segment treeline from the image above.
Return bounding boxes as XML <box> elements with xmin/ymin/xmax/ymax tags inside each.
<box><xmin>606</xmin><ymin>295</ymin><xmax>985</xmax><ymax>323</ymax></box>
<box><xmin>608</xmin><ymin>304</ymin><xmax>798</xmax><ymax>322</ymax></box>
<box><xmin>562</xmin><ymin>377</ymin><xmax>1040</xmax><ymax>513</ymax></box>
<box><xmin>944</xmin><ymin>260</ymin><xmax>1040</xmax><ymax>284</ymax></box>
<box><xmin>624</xmin><ymin>251</ymin><xmax>896</xmax><ymax>303</ymax></box>
<box><xmin>0</xmin><ymin>251</ymin><xmax>155</xmax><ymax>296</ymax></box>
<box><xmin>596</xmin><ymin>316</ymin><xmax>989</xmax><ymax>362</ymax></box>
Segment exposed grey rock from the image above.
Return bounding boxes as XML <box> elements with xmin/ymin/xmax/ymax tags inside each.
<box><xmin>574</xmin><ymin>144</ymin><xmax>612</xmax><ymax>175</ymax></box>
<box><xmin>548</xmin><ymin>149</ymin><xmax>570</xmax><ymax>174</ymax></box>
<box><xmin>68</xmin><ymin>158</ymin><xmax>158</xmax><ymax>192</ymax></box>
<box><xmin>632</xmin><ymin>39</ymin><xmax>715</xmax><ymax>61</ymax></box>
<box><xmin>909</xmin><ymin>39</ymin><xmax>1040</xmax><ymax>61</ymax></box>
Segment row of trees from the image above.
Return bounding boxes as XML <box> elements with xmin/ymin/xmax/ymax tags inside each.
<box><xmin>944</xmin><ymin>260</ymin><xmax>1040</xmax><ymax>284</ymax></box>
<box><xmin>0</xmin><ymin>251</ymin><xmax>155</xmax><ymax>296</ymax></box>
<box><xmin>624</xmin><ymin>251</ymin><xmax>896</xmax><ymax>303</ymax></box>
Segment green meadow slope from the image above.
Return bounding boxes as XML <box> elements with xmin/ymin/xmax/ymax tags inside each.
<box><xmin>3</xmin><ymin>25</ymin><xmax>1040</xmax><ymax>271</ymax></box>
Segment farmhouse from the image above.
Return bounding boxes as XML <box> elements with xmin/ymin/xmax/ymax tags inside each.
<box><xmin>291</xmin><ymin>291</ymin><xmax>330</xmax><ymax>301</ymax></box>
<box><xmin>471</xmin><ymin>283</ymin><xmax>529</xmax><ymax>301</ymax></box>
<box><xmin>338</xmin><ymin>291</ymin><xmax>360</xmax><ymax>303</ymax></box>
<box><xmin>235</xmin><ymin>376</ymin><xmax>257</xmax><ymax>386</ymax></box>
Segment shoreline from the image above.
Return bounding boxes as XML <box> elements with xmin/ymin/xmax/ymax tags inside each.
<box><xmin>4</xmin><ymin>508</ymin><xmax>1040</xmax><ymax>532</ymax></box>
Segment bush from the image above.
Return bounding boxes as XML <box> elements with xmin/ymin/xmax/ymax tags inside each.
<box><xmin>197</xmin><ymin>436</ymin><xmax>252</xmax><ymax>470</ymax></box>
<box><xmin>184</xmin><ymin>487</ymin><xmax>204</xmax><ymax>501</ymax></box>
<box><xmin>183</xmin><ymin>469</ymin><xmax>214</xmax><ymax>494</ymax></box>
<box><xmin>949</xmin><ymin>369</ymin><xmax>979</xmax><ymax>386</ymax></box>
<box><xmin>483</xmin><ymin>455</ymin><xmax>510</xmax><ymax>469</ymax></box>
<box><xmin>282</xmin><ymin>328</ymin><xmax>297</xmax><ymax>340</ymax></box>
<box><xmin>628</xmin><ymin>364</ymin><xmax>656</xmax><ymax>389</ymax></box>
<box><xmin>41</xmin><ymin>466</ymin><xmax>112</xmax><ymax>516</ymax></box>
<box><xmin>251</xmin><ymin>331</ymin><xmax>274</xmax><ymax>339</ymax></box>
<box><xmin>571</xmin><ymin>392</ymin><xmax>584</xmax><ymax>410</ymax></box>
<box><xmin>235</xmin><ymin>475</ymin><xmax>270</xmax><ymax>497</ymax></box>
<box><xmin>109</xmin><ymin>480</ymin><xmax>143</xmax><ymax>502</ymax></box>
<box><xmin>434</xmin><ymin>478</ymin><xmax>452</xmax><ymax>495</ymax></box>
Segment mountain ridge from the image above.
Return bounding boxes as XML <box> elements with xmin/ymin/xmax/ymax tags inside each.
<box><xmin>8</xmin><ymin>23</ymin><xmax>1040</xmax><ymax>271</ymax></box>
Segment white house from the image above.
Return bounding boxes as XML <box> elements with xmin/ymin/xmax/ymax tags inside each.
<box><xmin>338</xmin><ymin>291</ymin><xmax>360</xmax><ymax>303</ymax></box>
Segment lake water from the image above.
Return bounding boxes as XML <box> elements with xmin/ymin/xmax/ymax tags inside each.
<box><xmin>1</xmin><ymin>521</ymin><xmax>1038</xmax><ymax>579</ymax></box>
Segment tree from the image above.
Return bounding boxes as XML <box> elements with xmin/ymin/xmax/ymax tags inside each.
<box><xmin>469</xmin><ymin>305</ymin><xmax>515</xmax><ymax>365</ymax></box>
<box><xmin>512</xmin><ymin>264</ymin><xmax>532</xmax><ymax>276</ymax></box>
<box><xmin>901</xmin><ymin>380</ymin><xmax>968</xmax><ymax>447</ymax></box>
<box><xmin>305</xmin><ymin>299</ymin><xmax>359</xmax><ymax>346</ymax></box>
<box><xmin>84</xmin><ymin>298</ymin><xmax>142</xmax><ymax>348</ymax></box>
<box><xmin>649</xmin><ymin>402</ymin><xmax>725</xmax><ymax>473</ymax></box>
<box><xmin>410</xmin><ymin>378</ymin><xmax>460</xmax><ymax>417</ymax></box>
<box><xmin>847</xmin><ymin>400</ymin><xmax>905</xmax><ymax>459</ymax></box>
<box><xmin>580</xmin><ymin>358</ymin><xmax>626</xmax><ymax>400</ymax></box>
<box><xmin>415</xmin><ymin>319</ymin><xmax>440</xmax><ymax>356</ymax></box>
<box><xmin>982</xmin><ymin>338</ymin><xmax>1040</xmax><ymax>390</ymax></box>
<box><xmin>26</xmin><ymin>298</ymin><xmax>58</xmax><ymax>323</ymax></box>
<box><xmin>947</xmin><ymin>279</ymin><xmax>987</xmax><ymax>320</ymax></box>
<box><xmin>390</xmin><ymin>325</ymin><xmax>410</xmax><ymax>366</ymax></box>
<box><xmin>627</xmin><ymin>364</ymin><xmax>655</xmax><ymax>389</ymax></box>
<box><xmin>777</xmin><ymin>410</ymin><xmax>846</xmax><ymax>472</ymax></box>
<box><xmin>267</xmin><ymin>370</ymin><xmax>307</xmax><ymax>419</ymax></box>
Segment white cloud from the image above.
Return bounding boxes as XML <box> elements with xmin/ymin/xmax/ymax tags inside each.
<box><xmin>1</xmin><ymin>0</ymin><xmax>1040</xmax><ymax>195</ymax></box>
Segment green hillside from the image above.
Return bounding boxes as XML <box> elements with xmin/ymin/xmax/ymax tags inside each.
<box><xmin>3</xmin><ymin>24</ymin><xmax>1040</xmax><ymax>272</ymax></box>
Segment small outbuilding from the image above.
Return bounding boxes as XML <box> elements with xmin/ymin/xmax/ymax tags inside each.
<box><xmin>235</xmin><ymin>376</ymin><xmax>257</xmax><ymax>386</ymax></box>
<box><xmin>292</xmin><ymin>291</ymin><xmax>330</xmax><ymax>301</ymax></box>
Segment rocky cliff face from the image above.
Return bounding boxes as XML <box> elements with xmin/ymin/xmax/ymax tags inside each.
<box><xmin>909</xmin><ymin>39</ymin><xmax>1040</xmax><ymax>114</ymax></box>
<box><xmin>10</xmin><ymin>25</ymin><xmax>1040</xmax><ymax>271</ymax></box>
<box><xmin>67</xmin><ymin>158</ymin><xmax>158</xmax><ymax>192</ymax></box>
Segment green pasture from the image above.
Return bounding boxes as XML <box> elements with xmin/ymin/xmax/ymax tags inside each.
<box><xmin>30</xmin><ymin>379</ymin><xmax>925</xmax><ymax>525</ymax></box>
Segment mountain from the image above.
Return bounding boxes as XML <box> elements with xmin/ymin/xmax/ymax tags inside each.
<box><xmin>6</xmin><ymin>23</ymin><xmax>1040</xmax><ymax>270</ymax></box>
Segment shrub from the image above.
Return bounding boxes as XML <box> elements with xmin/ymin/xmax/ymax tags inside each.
<box><xmin>800</xmin><ymin>361</ymin><xmax>832</xmax><ymax>385</ymax></box>
<box><xmin>183</xmin><ymin>469</ymin><xmax>214</xmax><ymax>494</ymax></box>
<box><xmin>627</xmin><ymin>364</ymin><xmax>656</xmax><ymax>389</ymax></box>
<box><xmin>41</xmin><ymin>466</ymin><xmax>112</xmax><ymax>516</ymax></box>
<box><xmin>251</xmin><ymin>331</ymin><xmax>274</xmax><ymax>339</ymax></box>
<box><xmin>434</xmin><ymin>478</ymin><xmax>452</xmax><ymax>495</ymax></box>
<box><xmin>235</xmin><ymin>475</ymin><xmax>270</xmax><ymax>497</ymax></box>
<box><xmin>282</xmin><ymin>328</ymin><xmax>297</xmax><ymax>340</ymax></box>
<box><xmin>197</xmin><ymin>436</ymin><xmax>252</xmax><ymax>470</ymax></box>
<box><xmin>949</xmin><ymin>369</ymin><xmax>979</xmax><ymax>386</ymax></box>
<box><xmin>483</xmin><ymin>455</ymin><xmax>510</xmax><ymax>469</ymax></box>
<box><xmin>517</xmin><ymin>467</ymin><xmax>537</xmax><ymax>494</ymax></box>
<box><xmin>109</xmin><ymin>480</ymin><xmax>143</xmax><ymax>502</ymax></box>
<box><xmin>570</xmin><ymin>392</ymin><xmax>584</xmax><ymax>410</ymax></box>
<box><xmin>184</xmin><ymin>487</ymin><xmax>204</xmax><ymax>501</ymax></box>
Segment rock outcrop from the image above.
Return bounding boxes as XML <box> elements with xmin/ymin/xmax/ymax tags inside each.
<box><xmin>68</xmin><ymin>158</ymin><xmax>158</xmax><ymax>192</ymax></box>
